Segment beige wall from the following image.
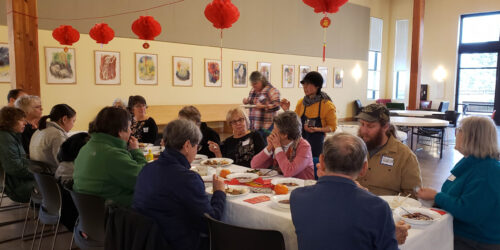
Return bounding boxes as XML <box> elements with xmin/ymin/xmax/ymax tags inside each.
<box><xmin>0</xmin><ymin>26</ymin><xmax>368</xmax><ymax>131</ymax></box>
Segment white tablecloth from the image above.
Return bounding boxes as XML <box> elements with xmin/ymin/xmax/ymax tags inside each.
<box><xmin>206</xmin><ymin>165</ymin><xmax>453</xmax><ymax>250</ymax></box>
<box><xmin>391</xmin><ymin>110</ymin><xmax>444</xmax><ymax>117</ymax></box>
<box><xmin>390</xmin><ymin>116</ymin><xmax>449</xmax><ymax>127</ymax></box>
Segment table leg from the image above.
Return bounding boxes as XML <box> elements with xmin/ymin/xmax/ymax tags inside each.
<box><xmin>440</xmin><ymin>127</ymin><xmax>444</xmax><ymax>159</ymax></box>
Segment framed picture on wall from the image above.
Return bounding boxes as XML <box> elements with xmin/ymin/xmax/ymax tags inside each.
<box><xmin>0</xmin><ymin>43</ymin><xmax>10</xmax><ymax>83</ymax></box>
<box><xmin>94</xmin><ymin>51</ymin><xmax>120</xmax><ymax>85</ymax></box>
<box><xmin>317</xmin><ymin>66</ymin><xmax>328</xmax><ymax>88</ymax></box>
<box><xmin>204</xmin><ymin>59</ymin><xmax>221</xmax><ymax>87</ymax></box>
<box><xmin>257</xmin><ymin>62</ymin><xmax>271</xmax><ymax>82</ymax></box>
<box><xmin>173</xmin><ymin>56</ymin><xmax>193</xmax><ymax>86</ymax></box>
<box><xmin>334</xmin><ymin>67</ymin><xmax>344</xmax><ymax>88</ymax></box>
<box><xmin>135</xmin><ymin>53</ymin><xmax>158</xmax><ymax>85</ymax></box>
<box><xmin>232</xmin><ymin>61</ymin><xmax>248</xmax><ymax>88</ymax></box>
<box><xmin>45</xmin><ymin>47</ymin><xmax>76</xmax><ymax>84</ymax></box>
<box><xmin>298</xmin><ymin>65</ymin><xmax>311</xmax><ymax>88</ymax></box>
<box><xmin>282</xmin><ymin>64</ymin><xmax>295</xmax><ymax>88</ymax></box>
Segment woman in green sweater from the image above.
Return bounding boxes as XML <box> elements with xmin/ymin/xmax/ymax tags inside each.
<box><xmin>0</xmin><ymin>107</ymin><xmax>34</xmax><ymax>203</ymax></box>
<box><xmin>73</xmin><ymin>107</ymin><xmax>147</xmax><ymax>207</ymax></box>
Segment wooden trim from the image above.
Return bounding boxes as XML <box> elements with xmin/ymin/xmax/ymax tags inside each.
<box><xmin>408</xmin><ymin>0</ymin><xmax>425</xmax><ymax>110</ymax></box>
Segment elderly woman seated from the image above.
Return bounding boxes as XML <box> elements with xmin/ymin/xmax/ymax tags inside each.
<box><xmin>15</xmin><ymin>95</ymin><xmax>43</xmax><ymax>155</ymax></box>
<box><xmin>133</xmin><ymin>119</ymin><xmax>226</xmax><ymax>250</ymax></box>
<box><xmin>0</xmin><ymin>107</ymin><xmax>34</xmax><ymax>203</ymax></box>
<box><xmin>178</xmin><ymin>105</ymin><xmax>221</xmax><ymax>158</ymax></box>
<box><xmin>251</xmin><ymin>111</ymin><xmax>314</xmax><ymax>179</ymax></box>
<box><xmin>208</xmin><ymin>108</ymin><xmax>265</xmax><ymax>168</ymax></box>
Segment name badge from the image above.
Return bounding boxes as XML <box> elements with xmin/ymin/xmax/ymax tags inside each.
<box><xmin>380</xmin><ymin>155</ymin><xmax>394</xmax><ymax>167</ymax></box>
<box><xmin>143</xmin><ymin>127</ymin><xmax>149</xmax><ymax>133</ymax></box>
<box><xmin>447</xmin><ymin>174</ymin><xmax>456</xmax><ymax>181</ymax></box>
<box><xmin>242</xmin><ymin>139</ymin><xmax>250</xmax><ymax>146</ymax></box>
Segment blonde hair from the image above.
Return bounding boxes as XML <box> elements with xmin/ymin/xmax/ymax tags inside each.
<box><xmin>226</xmin><ymin>108</ymin><xmax>249</xmax><ymax>127</ymax></box>
<box><xmin>14</xmin><ymin>95</ymin><xmax>40</xmax><ymax>114</ymax></box>
<box><xmin>459</xmin><ymin>116</ymin><xmax>499</xmax><ymax>160</ymax></box>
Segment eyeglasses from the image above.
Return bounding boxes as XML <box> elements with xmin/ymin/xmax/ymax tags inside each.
<box><xmin>134</xmin><ymin>104</ymin><xmax>148</xmax><ymax>109</ymax></box>
<box><xmin>230</xmin><ymin>118</ymin><xmax>245</xmax><ymax>125</ymax></box>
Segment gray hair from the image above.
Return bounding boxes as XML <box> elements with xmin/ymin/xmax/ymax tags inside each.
<box><xmin>273</xmin><ymin>111</ymin><xmax>302</xmax><ymax>140</ymax></box>
<box><xmin>459</xmin><ymin>116</ymin><xmax>499</xmax><ymax>160</ymax></box>
<box><xmin>323</xmin><ymin>133</ymin><xmax>368</xmax><ymax>175</ymax></box>
<box><xmin>112</xmin><ymin>98</ymin><xmax>127</xmax><ymax>109</ymax></box>
<box><xmin>14</xmin><ymin>95</ymin><xmax>40</xmax><ymax>114</ymax></box>
<box><xmin>249</xmin><ymin>71</ymin><xmax>268</xmax><ymax>86</ymax></box>
<box><xmin>163</xmin><ymin>119</ymin><xmax>202</xmax><ymax>151</ymax></box>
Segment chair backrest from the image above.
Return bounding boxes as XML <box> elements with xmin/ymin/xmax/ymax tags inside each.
<box><xmin>68</xmin><ymin>189</ymin><xmax>106</xmax><ymax>242</ymax></box>
<box><xmin>29</xmin><ymin>160</ymin><xmax>55</xmax><ymax>175</ymax></box>
<box><xmin>420</xmin><ymin>100</ymin><xmax>432</xmax><ymax>110</ymax></box>
<box><xmin>313</xmin><ymin>157</ymin><xmax>319</xmax><ymax>180</ymax></box>
<box><xmin>375</xmin><ymin>99</ymin><xmax>391</xmax><ymax>106</ymax></box>
<box><xmin>445</xmin><ymin>111</ymin><xmax>460</xmax><ymax>127</ymax></box>
<box><xmin>205</xmin><ymin>213</ymin><xmax>285</xmax><ymax>250</ymax></box>
<box><xmin>438</xmin><ymin>101</ymin><xmax>450</xmax><ymax>112</ymax></box>
<box><xmin>354</xmin><ymin>100</ymin><xmax>363</xmax><ymax>115</ymax></box>
<box><xmin>32</xmin><ymin>172</ymin><xmax>61</xmax><ymax>216</ymax></box>
<box><xmin>386</xmin><ymin>102</ymin><xmax>405</xmax><ymax>110</ymax></box>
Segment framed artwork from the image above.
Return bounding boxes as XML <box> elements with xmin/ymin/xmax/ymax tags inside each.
<box><xmin>204</xmin><ymin>59</ymin><xmax>221</xmax><ymax>87</ymax></box>
<box><xmin>45</xmin><ymin>47</ymin><xmax>76</xmax><ymax>84</ymax></box>
<box><xmin>298</xmin><ymin>65</ymin><xmax>311</xmax><ymax>88</ymax></box>
<box><xmin>317</xmin><ymin>66</ymin><xmax>328</xmax><ymax>88</ymax></box>
<box><xmin>94</xmin><ymin>51</ymin><xmax>120</xmax><ymax>85</ymax></box>
<box><xmin>282</xmin><ymin>64</ymin><xmax>295</xmax><ymax>88</ymax></box>
<box><xmin>135</xmin><ymin>53</ymin><xmax>158</xmax><ymax>85</ymax></box>
<box><xmin>334</xmin><ymin>68</ymin><xmax>344</xmax><ymax>88</ymax></box>
<box><xmin>232</xmin><ymin>61</ymin><xmax>248</xmax><ymax>88</ymax></box>
<box><xmin>173</xmin><ymin>56</ymin><xmax>193</xmax><ymax>86</ymax></box>
<box><xmin>0</xmin><ymin>43</ymin><xmax>10</xmax><ymax>82</ymax></box>
<box><xmin>257</xmin><ymin>62</ymin><xmax>271</xmax><ymax>82</ymax></box>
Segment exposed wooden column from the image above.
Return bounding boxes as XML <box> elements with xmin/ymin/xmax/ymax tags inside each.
<box><xmin>408</xmin><ymin>0</ymin><xmax>425</xmax><ymax>110</ymax></box>
<box><xmin>6</xmin><ymin>0</ymin><xmax>40</xmax><ymax>96</ymax></box>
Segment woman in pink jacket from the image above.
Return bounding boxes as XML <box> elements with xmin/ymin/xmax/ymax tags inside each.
<box><xmin>251</xmin><ymin>111</ymin><xmax>314</xmax><ymax>180</ymax></box>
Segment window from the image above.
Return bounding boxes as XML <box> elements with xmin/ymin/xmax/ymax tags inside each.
<box><xmin>393</xmin><ymin>20</ymin><xmax>409</xmax><ymax>100</ymax></box>
<box><xmin>367</xmin><ymin>17</ymin><xmax>383</xmax><ymax>99</ymax></box>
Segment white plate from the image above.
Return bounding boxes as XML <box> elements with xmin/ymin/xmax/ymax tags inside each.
<box><xmin>201</xmin><ymin>158</ymin><xmax>234</xmax><ymax>168</ymax></box>
<box><xmin>241</xmin><ymin>104</ymin><xmax>257</xmax><ymax>109</ymax></box>
<box><xmin>246</xmin><ymin>169</ymin><xmax>279</xmax><ymax>178</ymax></box>
<box><xmin>205</xmin><ymin>185</ymin><xmax>250</xmax><ymax>199</ymax></box>
<box><xmin>139</xmin><ymin>143</ymin><xmax>154</xmax><ymax>149</ymax></box>
<box><xmin>394</xmin><ymin>207</ymin><xmax>442</xmax><ymax>225</ymax></box>
<box><xmin>226</xmin><ymin>173</ymin><xmax>259</xmax><ymax>183</ymax></box>
<box><xmin>191</xmin><ymin>166</ymin><xmax>216</xmax><ymax>182</ymax></box>
<box><xmin>272</xmin><ymin>194</ymin><xmax>291</xmax><ymax>209</ymax></box>
<box><xmin>192</xmin><ymin>154</ymin><xmax>208</xmax><ymax>165</ymax></box>
<box><xmin>271</xmin><ymin>177</ymin><xmax>304</xmax><ymax>190</ymax></box>
<box><xmin>380</xmin><ymin>195</ymin><xmax>422</xmax><ymax>210</ymax></box>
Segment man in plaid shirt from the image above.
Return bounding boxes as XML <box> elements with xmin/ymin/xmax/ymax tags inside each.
<box><xmin>243</xmin><ymin>71</ymin><xmax>281</xmax><ymax>139</ymax></box>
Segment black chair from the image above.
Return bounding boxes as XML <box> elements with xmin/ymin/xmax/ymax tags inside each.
<box><xmin>386</xmin><ymin>102</ymin><xmax>405</xmax><ymax>110</ymax></box>
<box><xmin>204</xmin><ymin>213</ymin><xmax>285</xmax><ymax>250</ymax></box>
<box><xmin>67</xmin><ymin>188</ymin><xmax>106</xmax><ymax>250</ymax></box>
<box><xmin>353</xmin><ymin>99</ymin><xmax>363</xmax><ymax>115</ymax></box>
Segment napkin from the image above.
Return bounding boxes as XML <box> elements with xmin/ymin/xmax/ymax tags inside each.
<box><xmin>244</xmin><ymin>195</ymin><xmax>270</xmax><ymax>204</ymax></box>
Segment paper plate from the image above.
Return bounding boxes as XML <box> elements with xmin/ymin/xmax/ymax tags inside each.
<box><xmin>226</xmin><ymin>173</ymin><xmax>259</xmax><ymax>183</ymax></box>
<box><xmin>271</xmin><ymin>194</ymin><xmax>291</xmax><ymax>209</ymax></box>
<box><xmin>394</xmin><ymin>207</ymin><xmax>442</xmax><ymax>225</ymax></box>
<box><xmin>271</xmin><ymin>177</ymin><xmax>304</xmax><ymax>190</ymax></box>
<box><xmin>200</xmin><ymin>158</ymin><xmax>234</xmax><ymax>168</ymax></box>
<box><xmin>206</xmin><ymin>185</ymin><xmax>250</xmax><ymax>199</ymax></box>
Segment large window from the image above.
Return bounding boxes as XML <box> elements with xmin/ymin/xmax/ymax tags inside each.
<box><xmin>393</xmin><ymin>20</ymin><xmax>409</xmax><ymax>100</ymax></box>
<box><xmin>368</xmin><ymin>17</ymin><xmax>383</xmax><ymax>99</ymax></box>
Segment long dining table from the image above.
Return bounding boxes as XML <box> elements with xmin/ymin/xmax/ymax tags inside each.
<box><xmin>204</xmin><ymin>164</ymin><xmax>453</xmax><ymax>250</ymax></box>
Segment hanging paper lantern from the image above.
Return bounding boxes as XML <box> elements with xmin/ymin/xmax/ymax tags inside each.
<box><xmin>302</xmin><ymin>0</ymin><xmax>349</xmax><ymax>61</ymax></box>
<box><xmin>131</xmin><ymin>16</ymin><xmax>162</xmax><ymax>49</ymax></box>
<box><xmin>204</xmin><ymin>0</ymin><xmax>240</xmax><ymax>29</ymax></box>
<box><xmin>89</xmin><ymin>23</ymin><xmax>115</xmax><ymax>45</ymax></box>
<box><xmin>52</xmin><ymin>25</ymin><xmax>80</xmax><ymax>52</ymax></box>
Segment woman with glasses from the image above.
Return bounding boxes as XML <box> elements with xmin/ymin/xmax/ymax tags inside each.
<box><xmin>14</xmin><ymin>95</ymin><xmax>43</xmax><ymax>156</ymax></box>
<box><xmin>128</xmin><ymin>95</ymin><xmax>158</xmax><ymax>144</ymax></box>
<box><xmin>418</xmin><ymin>116</ymin><xmax>500</xmax><ymax>249</ymax></box>
<box><xmin>208</xmin><ymin>108</ymin><xmax>265</xmax><ymax>168</ymax></box>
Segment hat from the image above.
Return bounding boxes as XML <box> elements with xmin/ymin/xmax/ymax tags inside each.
<box><xmin>355</xmin><ymin>103</ymin><xmax>390</xmax><ymax>123</ymax></box>
<box><xmin>300</xmin><ymin>71</ymin><xmax>323</xmax><ymax>88</ymax></box>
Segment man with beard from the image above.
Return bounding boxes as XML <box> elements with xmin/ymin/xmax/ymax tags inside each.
<box><xmin>355</xmin><ymin>104</ymin><xmax>422</xmax><ymax>197</ymax></box>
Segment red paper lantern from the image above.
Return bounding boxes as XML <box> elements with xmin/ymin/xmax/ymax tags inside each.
<box><xmin>52</xmin><ymin>25</ymin><xmax>80</xmax><ymax>52</ymax></box>
<box><xmin>204</xmin><ymin>0</ymin><xmax>240</xmax><ymax>29</ymax></box>
<box><xmin>131</xmin><ymin>16</ymin><xmax>162</xmax><ymax>49</ymax></box>
<box><xmin>302</xmin><ymin>0</ymin><xmax>349</xmax><ymax>14</ymax></box>
<box><xmin>89</xmin><ymin>23</ymin><xmax>115</xmax><ymax>45</ymax></box>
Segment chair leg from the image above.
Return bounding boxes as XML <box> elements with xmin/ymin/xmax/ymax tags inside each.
<box><xmin>0</xmin><ymin>189</ymin><xmax>4</xmax><ymax>207</ymax></box>
<box><xmin>30</xmin><ymin>218</ymin><xmax>40</xmax><ymax>250</ymax></box>
<box><xmin>37</xmin><ymin>223</ymin><xmax>45</xmax><ymax>250</ymax></box>
<box><xmin>51</xmin><ymin>220</ymin><xmax>60</xmax><ymax>250</ymax></box>
<box><xmin>22</xmin><ymin>197</ymin><xmax>33</xmax><ymax>240</ymax></box>
<box><xmin>69</xmin><ymin>218</ymin><xmax>78</xmax><ymax>250</ymax></box>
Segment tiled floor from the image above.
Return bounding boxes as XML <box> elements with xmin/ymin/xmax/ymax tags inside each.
<box><xmin>0</xmin><ymin>125</ymin><xmax>496</xmax><ymax>249</ymax></box>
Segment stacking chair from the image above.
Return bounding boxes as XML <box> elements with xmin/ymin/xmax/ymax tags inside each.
<box><xmin>30</xmin><ymin>171</ymin><xmax>62</xmax><ymax>250</ymax></box>
<box><xmin>436</xmin><ymin>101</ymin><xmax>450</xmax><ymax>112</ymax></box>
<box><xmin>386</xmin><ymin>102</ymin><xmax>405</xmax><ymax>110</ymax></box>
<box><xmin>353</xmin><ymin>99</ymin><xmax>363</xmax><ymax>115</ymax></box>
<box><xmin>204</xmin><ymin>213</ymin><xmax>285</xmax><ymax>250</ymax></box>
<box><xmin>67</xmin><ymin>188</ymin><xmax>106</xmax><ymax>250</ymax></box>
<box><xmin>0</xmin><ymin>167</ymin><xmax>27</xmax><ymax>211</ymax></box>
<box><xmin>419</xmin><ymin>100</ymin><xmax>432</xmax><ymax>110</ymax></box>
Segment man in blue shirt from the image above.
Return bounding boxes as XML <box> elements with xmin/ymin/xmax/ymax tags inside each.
<box><xmin>290</xmin><ymin>133</ymin><xmax>399</xmax><ymax>250</ymax></box>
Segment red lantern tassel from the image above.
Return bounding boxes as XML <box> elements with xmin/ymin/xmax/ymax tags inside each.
<box><xmin>322</xmin><ymin>27</ymin><xmax>327</xmax><ymax>62</ymax></box>
<box><xmin>220</xmin><ymin>29</ymin><xmax>223</xmax><ymax>83</ymax></box>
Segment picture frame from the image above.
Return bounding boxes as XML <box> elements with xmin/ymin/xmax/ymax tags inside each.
<box><xmin>334</xmin><ymin>67</ymin><xmax>344</xmax><ymax>88</ymax></box>
<box><xmin>0</xmin><ymin>43</ymin><xmax>10</xmax><ymax>83</ymax></box>
<box><xmin>298</xmin><ymin>65</ymin><xmax>311</xmax><ymax>88</ymax></box>
<box><xmin>317</xmin><ymin>66</ymin><xmax>328</xmax><ymax>88</ymax></box>
<box><xmin>204</xmin><ymin>59</ymin><xmax>222</xmax><ymax>87</ymax></box>
<box><xmin>257</xmin><ymin>62</ymin><xmax>271</xmax><ymax>82</ymax></box>
<box><xmin>45</xmin><ymin>47</ymin><xmax>76</xmax><ymax>84</ymax></box>
<box><xmin>232</xmin><ymin>61</ymin><xmax>248</xmax><ymax>88</ymax></box>
<box><xmin>94</xmin><ymin>51</ymin><xmax>120</xmax><ymax>85</ymax></box>
<box><xmin>173</xmin><ymin>56</ymin><xmax>193</xmax><ymax>87</ymax></box>
<box><xmin>282</xmin><ymin>64</ymin><xmax>295</xmax><ymax>88</ymax></box>
<box><xmin>135</xmin><ymin>53</ymin><xmax>158</xmax><ymax>85</ymax></box>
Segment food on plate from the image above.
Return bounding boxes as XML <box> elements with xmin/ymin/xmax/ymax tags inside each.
<box><xmin>246</xmin><ymin>169</ymin><xmax>259</xmax><ymax>174</ymax></box>
<box><xmin>236</xmin><ymin>177</ymin><xmax>253</xmax><ymax>182</ymax></box>
<box><xmin>203</xmin><ymin>159</ymin><xmax>231</xmax><ymax>167</ymax></box>
<box><xmin>402</xmin><ymin>212</ymin><xmax>433</xmax><ymax>221</ymax></box>
<box><xmin>219</xmin><ymin>169</ymin><xmax>231</xmax><ymax>178</ymax></box>
<box><xmin>274</xmin><ymin>184</ymin><xmax>289</xmax><ymax>195</ymax></box>
<box><xmin>139</xmin><ymin>143</ymin><xmax>147</xmax><ymax>148</ymax></box>
<box><xmin>278</xmin><ymin>199</ymin><xmax>290</xmax><ymax>204</ymax></box>
<box><xmin>225</xmin><ymin>188</ymin><xmax>243</xmax><ymax>195</ymax></box>
<box><xmin>281</xmin><ymin>182</ymin><xmax>299</xmax><ymax>187</ymax></box>
<box><xmin>246</xmin><ymin>169</ymin><xmax>275</xmax><ymax>177</ymax></box>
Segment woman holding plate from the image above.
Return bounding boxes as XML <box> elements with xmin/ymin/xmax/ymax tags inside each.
<box><xmin>418</xmin><ymin>116</ymin><xmax>500</xmax><ymax>249</ymax></box>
